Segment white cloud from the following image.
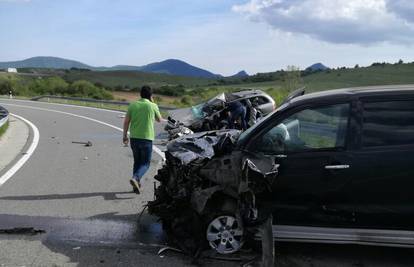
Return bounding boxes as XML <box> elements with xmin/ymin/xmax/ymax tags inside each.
<box><xmin>233</xmin><ymin>0</ymin><xmax>414</xmax><ymax>44</ymax></box>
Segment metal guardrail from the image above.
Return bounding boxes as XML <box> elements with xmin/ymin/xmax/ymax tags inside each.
<box><xmin>31</xmin><ymin>95</ymin><xmax>175</xmax><ymax>111</ymax></box>
<box><xmin>0</xmin><ymin>105</ymin><xmax>9</xmax><ymax>129</ymax></box>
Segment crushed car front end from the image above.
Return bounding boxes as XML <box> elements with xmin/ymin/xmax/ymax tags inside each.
<box><xmin>148</xmin><ymin>130</ymin><xmax>278</xmax><ymax>255</ymax></box>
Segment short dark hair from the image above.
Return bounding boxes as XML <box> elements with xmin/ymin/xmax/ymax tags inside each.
<box><xmin>140</xmin><ymin>86</ymin><xmax>152</xmax><ymax>100</ymax></box>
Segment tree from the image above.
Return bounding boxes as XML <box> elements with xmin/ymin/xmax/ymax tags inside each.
<box><xmin>282</xmin><ymin>66</ymin><xmax>303</xmax><ymax>92</ymax></box>
<box><xmin>0</xmin><ymin>80</ymin><xmax>13</xmax><ymax>95</ymax></box>
<box><xmin>68</xmin><ymin>80</ymin><xmax>113</xmax><ymax>100</ymax></box>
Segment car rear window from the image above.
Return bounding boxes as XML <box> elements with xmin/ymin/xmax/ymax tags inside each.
<box><xmin>362</xmin><ymin>100</ymin><xmax>414</xmax><ymax>147</ymax></box>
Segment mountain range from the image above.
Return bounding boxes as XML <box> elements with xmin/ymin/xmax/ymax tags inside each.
<box><xmin>0</xmin><ymin>56</ymin><xmax>236</xmax><ymax>78</ymax></box>
<box><xmin>0</xmin><ymin>56</ymin><xmax>328</xmax><ymax>78</ymax></box>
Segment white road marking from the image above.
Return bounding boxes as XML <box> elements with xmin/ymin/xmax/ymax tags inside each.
<box><xmin>0</xmin><ymin>113</ymin><xmax>40</xmax><ymax>186</ymax></box>
<box><xmin>0</xmin><ymin>98</ymin><xmax>125</xmax><ymax>114</ymax></box>
<box><xmin>1</xmin><ymin>103</ymin><xmax>166</xmax><ymax>160</ymax></box>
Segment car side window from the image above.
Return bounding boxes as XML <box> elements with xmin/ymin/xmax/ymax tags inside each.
<box><xmin>254</xmin><ymin>104</ymin><xmax>349</xmax><ymax>153</ymax></box>
<box><xmin>256</xmin><ymin>96</ymin><xmax>270</xmax><ymax>105</ymax></box>
<box><xmin>362</xmin><ymin>100</ymin><xmax>414</xmax><ymax>147</ymax></box>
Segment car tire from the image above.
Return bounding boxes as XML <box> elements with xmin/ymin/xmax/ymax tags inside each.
<box><xmin>204</xmin><ymin>212</ymin><xmax>244</xmax><ymax>254</ymax></box>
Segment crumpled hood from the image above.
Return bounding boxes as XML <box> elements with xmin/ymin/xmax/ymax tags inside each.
<box><xmin>167</xmin><ymin>130</ymin><xmax>241</xmax><ymax>165</ymax></box>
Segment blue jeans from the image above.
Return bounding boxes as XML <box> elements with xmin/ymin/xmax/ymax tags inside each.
<box><xmin>130</xmin><ymin>138</ymin><xmax>152</xmax><ymax>182</ymax></box>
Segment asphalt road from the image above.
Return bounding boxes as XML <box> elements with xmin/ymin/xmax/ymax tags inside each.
<box><xmin>0</xmin><ymin>99</ymin><xmax>223</xmax><ymax>266</ymax></box>
<box><xmin>0</xmin><ymin>99</ymin><xmax>414</xmax><ymax>267</ymax></box>
<box><xmin>0</xmin><ymin>99</ymin><xmax>162</xmax><ymax>218</ymax></box>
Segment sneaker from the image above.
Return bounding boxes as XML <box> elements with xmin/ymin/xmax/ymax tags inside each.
<box><xmin>130</xmin><ymin>179</ymin><xmax>140</xmax><ymax>194</ymax></box>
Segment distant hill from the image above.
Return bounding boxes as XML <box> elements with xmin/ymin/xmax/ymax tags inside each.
<box><xmin>0</xmin><ymin>56</ymin><xmax>91</xmax><ymax>69</ymax></box>
<box><xmin>0</xmin><ymin>56</ymin><xmax>220</xmax><ymax>78</ymax></box>
<box><xmin>306</xmin><ymin>63</ymin><xmax>329</xmax><ymax>71</ymax></box>
<box><xmin>229</xmin><ymin>70</ymin><xmax>249</xmax><ymax>78</ymax></box>
<box><xmin>138</xmin><ymin>59</ymin><xmax>220</xmax><ymax>78</ymax></box>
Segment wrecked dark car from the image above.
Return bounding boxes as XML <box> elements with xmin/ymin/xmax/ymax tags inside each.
<box><xmin>165</xmin><ymin>90</ymin><xmax>275</xmax><ymax>140</ymax></box>
<box><xmin>148</xmin><ymin>129</ymin><xmax>278</xmax><ymax>255</ymax></box>
<box><xmin>149</xmin><ymin>86</ymin><xmax>414</xmax><ymax>255</ymax></box>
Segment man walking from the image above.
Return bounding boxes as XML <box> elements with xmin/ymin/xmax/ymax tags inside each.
<box><xmin>123</xmin><ymin>86</ymin><xmax>162</xmax><ymax>194</ymax></box>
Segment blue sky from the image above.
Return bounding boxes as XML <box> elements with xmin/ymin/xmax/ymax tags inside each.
<box><xmin>1</xmin><ymin>0</ymin><xmax>414</xmax><ymax>75</ymax></box>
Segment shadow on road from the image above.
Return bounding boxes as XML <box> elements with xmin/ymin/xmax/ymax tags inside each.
<box><xmin>0</xmin><ymin>191</ymin><xmax>134</xmax><ymax>201</ymax></box>
<box><xmin>1</xmin><ymin>211</ymin><xmax>414</xmax><ymax>266</ymax></box>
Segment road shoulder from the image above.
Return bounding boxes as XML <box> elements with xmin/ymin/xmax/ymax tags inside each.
<box><xmin>0</xmin><ymin>115</ymin><xmax>30</xmax><ymax>177</ymax></box>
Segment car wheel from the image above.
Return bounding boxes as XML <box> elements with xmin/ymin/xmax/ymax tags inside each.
<box><xmin>205</xmin><ymin>214</ymin><xmax>244</xmax><ymax>254</ymax></box>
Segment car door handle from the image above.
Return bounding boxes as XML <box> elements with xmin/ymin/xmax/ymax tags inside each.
<box><xmin>325</xmin><ymin>165</ymin><xmax>350</xmax><ymax>170</ymax></box>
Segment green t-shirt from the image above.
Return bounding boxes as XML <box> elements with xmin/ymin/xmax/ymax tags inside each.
<box><xmin>127</xmin><ymin>98</ymin><xmax>161</xmax><ymax>141</ymax></box>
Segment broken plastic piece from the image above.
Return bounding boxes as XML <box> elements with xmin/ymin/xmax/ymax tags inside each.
<box><xmin>157</xmin><ymin>246</ymin><xmax>183</xmax><ymax>257</ymax></box>
<box><xmin>72</xmin><ymin>141</ymin><xmax>93</xmax><ymax>147</ymax></box>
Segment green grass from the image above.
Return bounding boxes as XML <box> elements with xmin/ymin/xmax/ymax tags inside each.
<box><xmin>63</xmin><ymin>70</ymin><xmax>214</xmax><ymax>89</ymax></box>
<box><xmin>4</xmin><ymin>62</ymin><xmax>414</xmax><ymax>108</ymax></box>
<box><xmin>188</xmin><ymin>63</ymin><xmax>414</xmax><ymax>106</ymax></box>
<box><xmin>0</xmin><ymin>120</ymin><xmax>9</xmax><ymax>138</ymax></box>
<box><xmin>303</xmin><ymin>63</ymin><xmax>414</xmax><ymax>92</ymax></box>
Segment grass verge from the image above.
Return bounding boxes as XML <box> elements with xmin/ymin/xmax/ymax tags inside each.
<box><xmin>0</xmin><ymin>120</ymin><xmax>9</xmax><ymax>138</ymax></box>
<box><xmin>35</xmin><ymin>98</ymin><xmax>170</xmax><ymax>117</ymax></box>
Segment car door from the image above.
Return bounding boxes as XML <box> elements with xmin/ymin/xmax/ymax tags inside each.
<box><xmin>350</xmin><ymin>97</ymin><xmax>414</xmax><ymax>230</ymax></box>
<box><xmin>246</xmin><ymin>102</ymin><xmax>356</xmax><ymax>227</ymax></box>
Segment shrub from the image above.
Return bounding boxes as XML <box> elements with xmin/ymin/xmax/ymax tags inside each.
<box><xmin>181</xmin><ymin>95</ymin><xmax>192</xmax><ymax>105</ymax></box>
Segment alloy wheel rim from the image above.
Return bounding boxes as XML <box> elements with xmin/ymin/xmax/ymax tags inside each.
<box><xmin>206</xmin><ymin>215</ymin><xmax>244</xmax><ymax>254</ymax></box>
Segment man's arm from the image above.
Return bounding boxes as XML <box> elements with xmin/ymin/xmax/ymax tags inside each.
<box><xmin>123</xmin><ymin>114</ymin><xmax>131</xmax><ymax>145</ymax></box>
<box><xmin>155</xmin><ymin>112</ymin><xmax>163</xmax><ymax>123</ymax></box>
<box><xmin>154</xmin><ymin>105</ymin><xmax>165</xmax><ymax>123</ymax></box>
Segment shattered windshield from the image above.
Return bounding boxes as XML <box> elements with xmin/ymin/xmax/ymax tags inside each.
<box><xmin>191</xmin><ymin>103</ymin><xmax>205</xmax><ymax>119</ymax></box>
<box><xmin>191</xmin><ymin>93</ymin><xmax>227</xmax><ymax>119</ymax></box>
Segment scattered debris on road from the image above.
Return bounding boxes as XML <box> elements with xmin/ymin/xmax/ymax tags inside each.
<box><xmin>72</xmin><ymin>141</ymin><xmax>93</xmax><ymax>147</ymax></box>
<box><xmin>157</xmin><ymin>246</ymin><xmax>183</xmax><ymax>257</ymax></box>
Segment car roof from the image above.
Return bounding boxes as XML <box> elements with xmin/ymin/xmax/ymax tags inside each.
<box><xmin>289</xmin><ymin>84</ymin><xmax>414</xmax><ymax>105</ymax></box>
